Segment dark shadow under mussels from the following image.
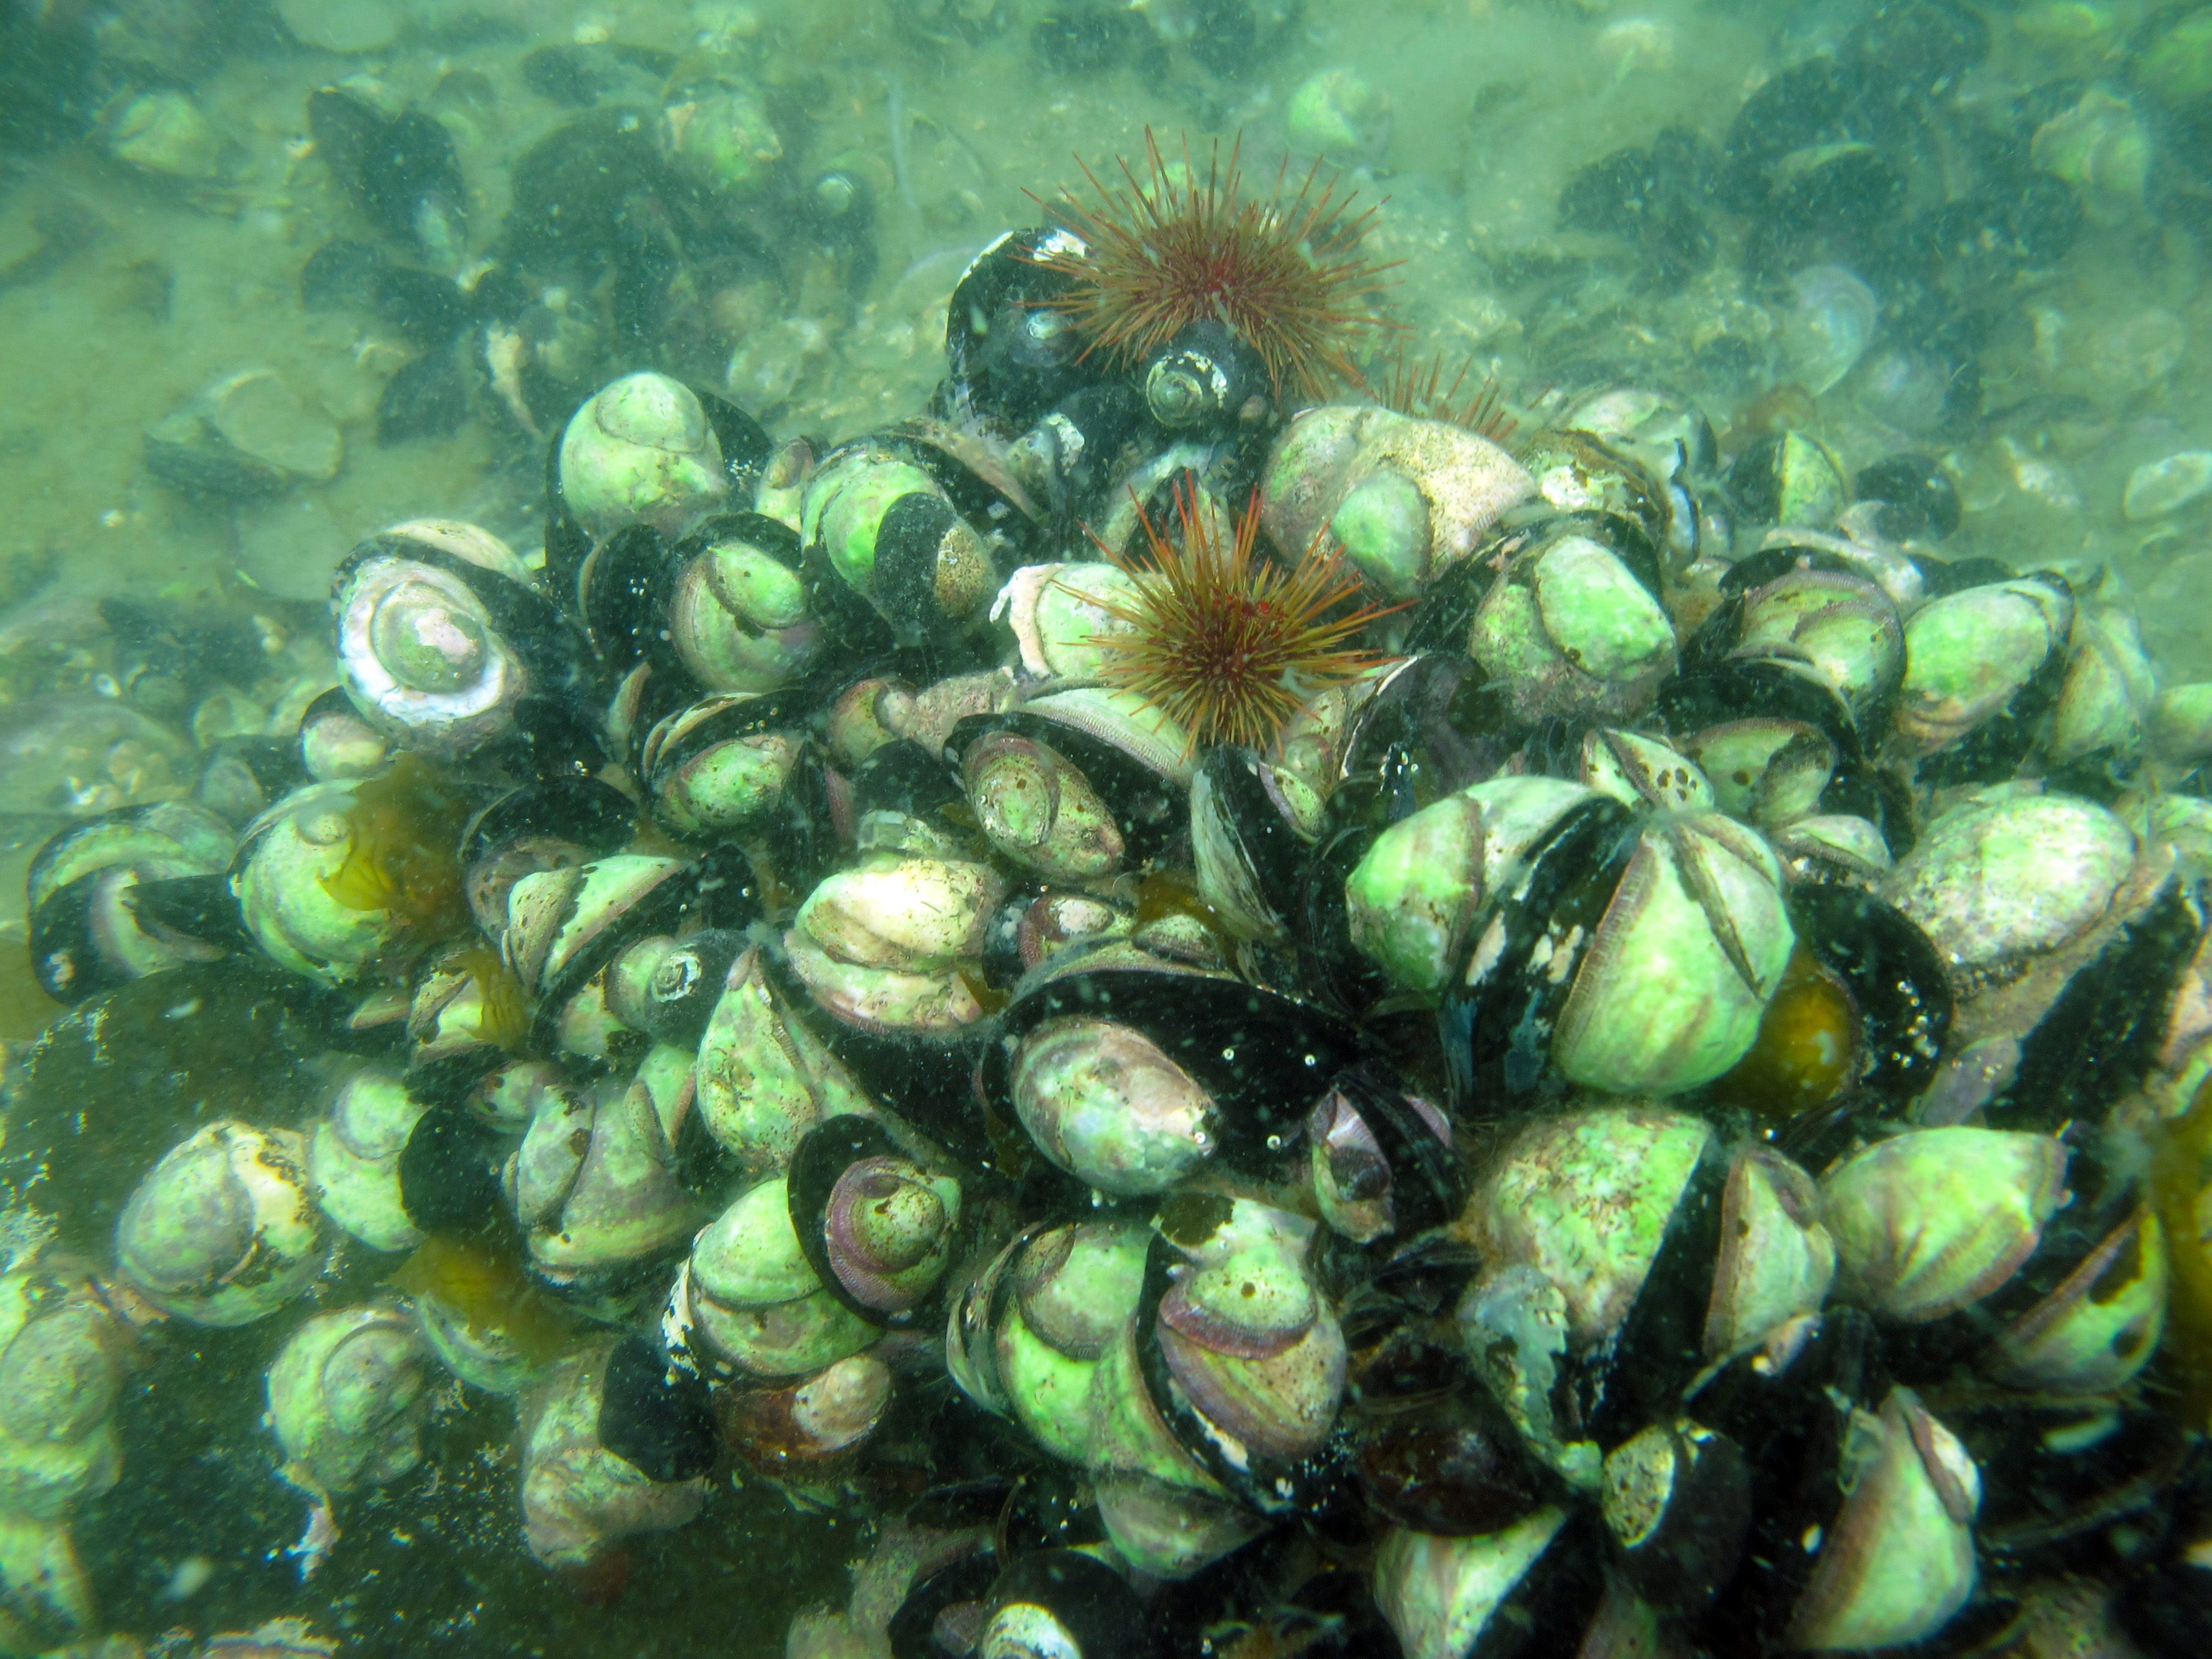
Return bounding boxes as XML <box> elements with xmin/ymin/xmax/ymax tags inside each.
<box><xmin>397</xmin><ymin>1104</ymin><xmax>508</xmax><ymax>1234</ymax></box>
<box><xmin>600</xmin><ymin>1333</ymin><xmax>719</xmax><ymax>1481</ymax></box>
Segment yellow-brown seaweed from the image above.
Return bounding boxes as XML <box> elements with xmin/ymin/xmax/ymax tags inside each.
<box><xmin>389</xmin><ymin>1232</ymin><xmax>573</xmax><ymax>1365</ymax></box>
<box><xmin>320</xmin><ymin>754</ymin><xmax>474</xmax><ymax>942</ymax></box>
<box><xmin>451</xmin><ymin>940</ymin><xmax>530</xmax><ymax>1051</ymax></box>
<box><xmin>2147</xmin><ymin>1078</ymin><xmax>2212</xmax><ymax>1428</ymax></box>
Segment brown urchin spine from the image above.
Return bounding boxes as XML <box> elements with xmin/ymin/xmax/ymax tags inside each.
<box><xmin>1359</xmin><ymin>349</ymin><xmax>1520</xmax><ymax>449</ymax></box>
<box><xmin>1028</xmin><ymin>129</ymin><xmax>1401</xmax><ymax>401</ymax></box>
<box><xmin>1086</xmin><ymin>482</ymin><xmax>1404</xmax><ymax>752</ymax></box>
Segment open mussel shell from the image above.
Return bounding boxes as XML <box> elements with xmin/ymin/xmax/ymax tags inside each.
<box><xmin>544</xmin><ymin>372</ymin><xmax>776</xmax><ymax>590</ymax></box>
<box><xmin>939</xmin><ymin>226</ymin><xmax>1101</xmax><ymax>429</ymax></box>
<box><xmin>1307</xmin><ymin>1067</ymin><xmax>1463</xmax><ymax>1247</ymax></box>
<box><xmin>458</xmin><ymin>774</ymin><xmax>638</xmax><ymax>939</ymax></box>
<box><xmin>25</xmin><ymin>801</ymin><xmax>237</xmax><ymax>1002</ymax></box>
<box><xmin>984</xmin><ymin>962</ymin><xmax>1363</xmax><ymax>1187</ymax></box>
<box><xmin>950</xmin><ymin>686</ymin><xmax>1196</xmax><ymax>868</ymax></box>
<box><xmin>332</xmin><ymin>521</ymin><xmax>583</xmax><ymax>766</ymax></box>
<box><xmin>1657</xmin><ymin>652</ymin><xmax>1910</xmax><ymax>853</ymax></box>
<box><xmin>787</xmin><ymin>1114</ymin><xmax>960</xmax><ymax>1328</ymax></box>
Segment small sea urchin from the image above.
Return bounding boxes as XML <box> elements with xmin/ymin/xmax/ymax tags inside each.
<box><xmin>1086</xmin><ymin>481</ymin><xmax>1403</xmax><ymax>752</ymax></box>
<box><xmin>1029</xmin><ymin>130</ymin><xmax>1400</xmax><ymax>400</ymax></box>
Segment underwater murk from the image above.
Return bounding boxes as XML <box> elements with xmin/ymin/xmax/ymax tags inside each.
<box><xmin>12</xmin><ymin>1</ymin><xmax>2212</xmax><ymax>1657</ymax></box>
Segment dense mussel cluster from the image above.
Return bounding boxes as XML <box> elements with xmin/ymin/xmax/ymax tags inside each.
<box><xmin>15</xmin><ymin>199</ymin><xmax>2212</xmax><ymax>1659</ymax></box>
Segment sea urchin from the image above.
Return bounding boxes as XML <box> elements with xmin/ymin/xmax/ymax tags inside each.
<box><xmin>1085</xmin><ymin>481</ymin><xmax>1403</xmax><ymax>752</ymax></box>
<box><xmin>1028</xmin><ymin>129</ymin><xmax>1400</xmax><ymax>401</ymax></box>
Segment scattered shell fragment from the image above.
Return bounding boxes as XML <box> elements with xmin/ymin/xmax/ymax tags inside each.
<box><xmin>2123</xmin><ymin>451</ymin><xmax>2212</xmax><ymax>521</ymax></box>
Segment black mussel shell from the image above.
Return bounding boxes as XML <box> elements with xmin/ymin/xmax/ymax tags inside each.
<box><xmin>376</xmin><ymin>342</ymin><xmax>471</xmax><ymax>444</ymax></box>
<box><xmin>1299</xmin><ymin>822</ymin><xmax>1392</xmax><ymax>1017</ymax></box>
<box><xmin>786</xmin><ymin>1114</ymin><xmax>945</xmax><ymax>1329</ymax></box>
<box><xmin>374</xmin><ymin>264</ymin><xmax>476</xmax><ymax>347</ymax></box>
<box><xmin>1854</xmin><ymin>452</ymin><xmax>1961</xmax><ymax>540</ymax></box>
<box><xmin>397</xmin><ymin>1101</ymin><xmax>506</xmax><ymax>1234</ymax></box>
<box><xmin>523</xmin><ymin>860</ymin><xmax>701</xmax><ymax>1055</ymax></box>
<box><xmin>1843</xmin><ymin>0</ymin><xmax>1991</xmax><ymax>107</ymax></box>
<box><xmin>124</xmin><ymin>871</ymin><xmax>256</xmax><ymax>958</ymax></box>
<box><xmin>461</xmin><ymin>775</ymin><xmax>637</xmax><ymax>868</ymax></box>
<box><xmin>574</xmin><ymin>523</ymin><xmax>674</xmax><ymax>677</ymax></box>
<box><xmin>1691</xmin><ymin>1307</ymin><xmax>1890</xmax><ymax>1650</ymax></box>
<box><xmin>306</xmin><ymin>89</ymin><xmax>466</xmax><ymax>253</ymax></box>
<box><xmin>302</xmin><ymin>237</ymin><xmax>386</xmax><ymax>310</ymax></box>
<box><xmin>598</xmin><ymin>1332</ymin><xmax>719</xmax><ymax>1483</ymax></box>
<box><xmin>938</xmin><ymin>228</ymin><xmax>1101</xmax><ymax>429</ymax></box>
<box><xmin>1557</xmin><ymin>129</ymin><xmax>1717</xmax><ymax>284</ymax></box>
<box><xmin>983</xmin><ymin>1550</ymin><xmax>1150</xmax><ymax>1658</ymax></box>
<box><xmin>1131</xmin><ymin>1223</ymin><xmax>1346</xmax><ymax>1515</ymax></box>
<box><xmin>1788</xmin><ymin>883</ymin><xmax>1953</xmax><ymax>1108</ymax></box>
<box><xmin>196</xmin><ymin>734</ymin><xmax>306</xmax><ymax>825</ymax></box>
<box><xmin>1980</xmin><ymin>874</ymin><xmax>2207</xmax><ymax>1141</ymax></box>
<box><xmin>1142</xmin><ymin>316</ymin><xmax>1275</xmax><ymax>436</ymax></box>
<box><xmin>1011</xmin><ymin>380</ymin><xmax>1155</xmax><ymax>527</ymax></box>
<box><xmin>1356</xmin><ymin>1391</ymin><xmax>1549</xmax><ymax>1537</ymax></box>
<box><xmin>886</xmin><ymin>1547</ymin><xmax>1000</xmax><ymax>1659</ymax></box>
<box><xmin>986</xmin><ymin>967</ymin><xmax>1363</xmax><ymax>1170</ymax></box>
<box><xmin>1607</xmin><ymin>1421</ymin><xmax>1754</xmax><ymax>1616</ymax></box>
<box><xmin>1322</xmin><ymin>655</ymin><xmax>1522</xmax><ymax>834</ymax></box>
<box><xmin>945</xmin><ymin>708</ymin><xmax>1187</xmax><ymax>866</ymax></box>
<box><xmin>623</xmin><ymin>927</ymin><xmax>750</xmax><ymax>1050</ymax></box>
<box><xmin>1322</xmin><ymin>1064</ymin><xmax>1467</xmax><ymax>1242</ymax></box>
<box><xmin>1438</xmin><ymin>794</ymin><xmax>1639</xmax><ymax>1110</ymax></box>
<box><xmin>336</xmin><ymin>528</ymin><xmax>578</xmax><ymax>694</ymax></box>
<box><xmin>1912</xmin><ymin>571</ymin><xmax>2073</xmax><ymax>791</ymax></box>
<box><xmin>1657</xmin><ymin>654</ymin><xmax>1911</xmax><ymax>850</ymax></box>
<box><xmin>1957</xmin><ymin>1400</ymin><xmax>2187</xmax><ymax>1570</ymax></box>
<box><xmin>1577</xmin><ymin>1129</ymin><xmax>1734</xmax><ymax>1447</ymax></box>
<box><xmin>1196</xmin><ymin>745</ymin><xmax>1309</xmax><ymax>939</ymax></box>
<box><xmin>27</xmin><ymin>870</ymin><xmax>139</xmax><ymax>1004</ymax></box>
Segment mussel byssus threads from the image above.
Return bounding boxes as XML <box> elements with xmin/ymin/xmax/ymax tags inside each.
<box><xmin>1084</xmin><ymin>481</ymin><xmax>1404</xmax><ymax>753</ymax></box>
<box><xmin>1028</xmin><ymin>128</ymin><xmax>1401</xmax><ymax>400</ymax></box>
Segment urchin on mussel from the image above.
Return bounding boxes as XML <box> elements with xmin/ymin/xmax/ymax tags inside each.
<box><xmin>13</xmin><ymin>129</ymin><xmax>2212</xmax><ymax>1659</ymax></box>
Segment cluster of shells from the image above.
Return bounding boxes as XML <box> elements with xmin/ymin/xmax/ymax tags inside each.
<box><xmin>13</xmin><ymin>210</ymin><xmax>2212</xmax><ymax>1659</ymax></box>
